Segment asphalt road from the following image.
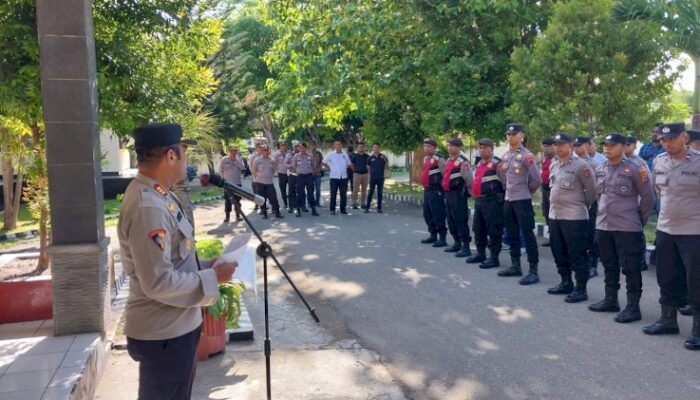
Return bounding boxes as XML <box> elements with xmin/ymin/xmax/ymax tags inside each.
<box><xmin>245</xmin><ymin>187</ymin><xmax>700</xmax><ymax>400</ymax></box>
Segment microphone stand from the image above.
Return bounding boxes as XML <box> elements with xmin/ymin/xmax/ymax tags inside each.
<box><xmin>230</xmin><ymin>193</ymin><xmax>320</xmax><ymax>400</ymax></box>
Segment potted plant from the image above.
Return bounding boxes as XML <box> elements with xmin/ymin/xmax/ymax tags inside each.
<box><xmin>195</xmin><ymin>238</ymin><xmax>247</xmax><ymax>361</ymax></box>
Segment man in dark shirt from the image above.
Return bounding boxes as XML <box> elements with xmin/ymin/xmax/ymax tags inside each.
<box><xmin>346</xmin><ymin>146</ymin><xmax>355</xmax><ymax>193</ymax></box>
<box><xmin>365</xmin><ymin>143</ymin><xmax>389</xmax><ymax>213</ymax></box>
<box><xmin>351</xmin><ymin>143</ymin><xmax>370</xmax><ymax>209</ymax></box>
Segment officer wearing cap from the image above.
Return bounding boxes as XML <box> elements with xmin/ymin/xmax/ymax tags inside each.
<box><xmin>540</xmin><ymin>138</ymin><xmax>556</xmax><ymax>246</ymax></box>
<box><xmin>588</xmin><ymin>133</ymin><xmax>654</xmax><ymax>324</ymax></box>
<box><xmin>643</xmin><ymin>122</ymin><xmax>700</xmax><ymax>350</ymax></box>
<box><xmin>496</xmin><ymin>123</ymin><xmax>542</xmax><ymax>285</ymax></box>
<box><xmin>467</xmin><ymin>138</ymin><xmax>504</xmax><ymax>268</ymax></box>
<box><xmin>252</xmin><ymin>145</ymin><xmax>285</xmax><ymax>219</ymax></box>
<box><xmin>218</xmin><ymin>145</ymin><xmax>244</xmax><ymax>223</ymax></box>
<box><xmin>688</xmin><ymin>129</ymin><xmax>700</xmax><ymax>155</ymax></box>
<box><xmin>546</xmin><ymin>134</ymin><xmax>597</xmax><ymax>303</ymax></box>
<box><xmin>574</xmin><ymin>136</ymin><xmax>601</xmax><ymax>278</ymax></box>
<box><xmin>420</xmin><ymin>138</ymin><xmax>448</xmax><ymax>247</ymax></box>
<box><xmin>272</xmin><ymin>140</ymin><xmax>290</xmax><ymax>211</ymax></box>
<box><xmin>285</xmin><ymin>140</ymin><xmax>301</xmax><ymax>213</ymax></box>
<box><xmin>292</xmin><ymin>143</ymin><xmax>319</xmax><ymax>217</ymax></box>
<box><xmin>119</xmin><ymin>123</ymin><xmax>237</xmax><ymax>399</ymax></box>
<box><xmin>441</xmin><ymin>138</ymin><xmax>473</xmax><ymax>257</ymax></box>
<box><xmin>624</xmin><ymin>136</ymin><xmax>645</xmax><ymax>166</ymax></box>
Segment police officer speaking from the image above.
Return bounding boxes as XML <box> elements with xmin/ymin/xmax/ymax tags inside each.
<box><xmin>496</xmin><ymin>123</ymin><xmax>542</xmax><ymax>285</ymax></box>
<box><xmin>546</xmin><ymin>134</ymin><xmax>597</xmax><ymax>303</ymax></box>
<box><xmin>118</xmin><ymin>123</ymin><xmax>237</xmax><ymax>399</ymax></box>
<box><xmin>442</xmin><ymin>138</ymin><xmax>473</xmax><ymax>258</ymax></box>
<box><xmin>643</xmin><ymin>122</ymin><xmax>700</xmax><ymax>351</ymax></box>
<box><xmin>588</xmin><ymin>133</ymin><xmax>654</xmax><ymax>324</ymax></box>
<box><xmin>419</xmin><ymin>138</ymin><xmax>448</xmax><ymax>248</ymax></box>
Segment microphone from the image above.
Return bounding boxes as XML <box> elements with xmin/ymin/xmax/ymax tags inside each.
<box><xmin>200</xmin><ymin>174</ymin><xmax>266</xmax><ymax>206</ymax></box>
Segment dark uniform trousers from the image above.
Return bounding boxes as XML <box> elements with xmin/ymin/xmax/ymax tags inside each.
<box><xmin>223</xmin><ymin>192</ymin><xmax>242</xmax><ymax>219</ymax></box>
<box><xmin>366</xmin><ymin>177</ymin><xmax>384</xmax><ymax>210</ymax></box>
<box><xmin>504</xmin><ymin>199</ymin><xmax>538</xmax><ymax>264</ymax></box>
<box><xmin>287</xmin><ymin>175</ymin><xmax>298</xmax><ymax>209</ymax></box>
<box><xmin>541</xmin><ymin>186</ymin><xmax>551</xmax><ymax>226</ymax></box>
<box><xmin>278</xmin><ymin>173</ymin><xmax>289</xmax><ymax>208</ymax></box>
<box><xmin>587</xmin><ymin>201</ymin><xmax>599</xmax><ymax>261</ymax></box>
<box><xmin>596</xmin><ymin>230</ymin><xmax>644</xmax><ymax>297</ymax></box>
<box><xmin>329</xmin><ymin>178</ymin><xmax>348</xmax><ymax>211</ymax></box>
<box><xmin>296</xmin><ymin>173</ymin><xmax>315</xmax><ymax>208</ymax></box>
<box><xmin>549</xmin><ymin>219</ymin><xmax>589</xmax><ymax>284</ymax></box>
<box><xmin>655</xmin><ymin>231</ymin><xmax>700</xmax><ymax>308</ymax></box>
<box><xmin>473</xmin><ymin>195</ymin><xmax>504</xmax><ymax>255</ymax></box>
<box><xmin>127</xmin><ymin>326</ymin><xmax>201</xmax><ymax>400</ymax></box>
<box><xmin>445</xmin><ymin>189</ymin><xmax>471</xmax><ymax>243</ymax></box>
<box><xmin>258</xmin><ymin>183</ymin><xmax>281</xmax><ymax>213</ymax></box>
<box><xmin>423</xmin><ymin>186</ymin><xmax>447</xmax><ymax>235</ymax></box>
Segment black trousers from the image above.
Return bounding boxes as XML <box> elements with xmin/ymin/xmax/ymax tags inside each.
<box><xmin>504</xmin><ymin>199</ymin><xmax>538</xmax><ymax>264</ymax></box>
<box><xmin>423</xmin><ymin>186</ymin><xmax>447</xmax><ymax>236</ymax></box>
<box><xmin>258</xmin><ymin>183</ymin><xmax>280</xmax><ymax>213</ymax></box>
<box><xmin>541</xmin><ymin>187</ymin><xmax>551</xmax><ymax>226</ymax></box>
<box><xmin>473</xmin><ymin>195</ymin><xmax>503</xmax><ymax>256</ymax></box>
<box><xmin>223</xmin><ymin>193</ymin><xmax>241</xmax><ymax>218</ymax></box>
<box><xmin>366</xmin><ymin>177</ymin><xmax>384</xmax><ymax>210</ymax></box>
<box><xmin>549</xmin><ymin>219</ymin><xmax>589</xmax><ymax>285</ymax></box>
<box><xmin>596</xmin><ymin>230</ymin><xmax>644</xmax><ymax>297</ymax></box>
<box><xmin>329</xmin><ymin>178</ymin><xmax>348</xmax><ymax>211</ymax></box>
<box><xmin>655</xmin><ymin>231</ymin><xmax>700</xmax><ymax>308</ymax></box>
<box><xmin>287</xmin><ymin>175</ymin><xmax>298</xmax><ymax>209</ymax></box>
<box><xmin>278</xmin><ymin>173</ymin><xmax>289</xmax><ymax>207</ymax></box>
<box><xmin>445</xmin><ymin>189</ymin><xmax>471</xmax><ymax>243</ymax></box>
<box><xmin>296</xmin><ymin>174</ymin><xmax>315</xmax><ymax>208</ymax></box>
<box><xmin>347</xmin><ymin>170</ymin><xmax>354</xmax><ymax>192</ymax></box>
<box><xmin>127</xmin><ymin>326</ymin><xmax>201</xmax><ymax>400</ymax></box>
<box><xmin>587</xmin><ymin>201</ymin><xmax>599</xmax><ymax>262</ymax></box>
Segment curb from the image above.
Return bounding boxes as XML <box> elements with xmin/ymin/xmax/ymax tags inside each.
<box><xmin>0</xmin><ymin>229</ymin><xmax>39</xmax><ymax>242</ymax></box>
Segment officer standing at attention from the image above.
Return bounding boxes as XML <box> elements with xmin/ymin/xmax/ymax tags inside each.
<box><xmin>688</xmin><ymin>129</ymin><xmax>700</xmax><ymax>155</ymax></box>
<box><xmin>419</xmin><ymin>138</ymin><xmax>448</xmax><ymax>248</ymax></box>
<box><xmin>365</xmin><ymin>143</ymin><xmax>390</xmax><ymax>213</ymax></box>
<box><xmin>218</xmin><ymin>145</ymin><xmax>244</xmax><ymax>223</ymax></box>
<box><xmin>119</xmin><ymin>123</ymin><xmax>237</xmax><ymax>399</ymax></box>
<box><xmin>310</xmin><ymin>140</ymin><xmax>324</xmax><ymax>207</ymax></box>
<box><xmin>588</xmin><ymin>133</ymin><xmax>654</xmax><ymax>323</ymax></box>
<box><xmin>251</xmin><ymin>145</ymin><xmax>284</xmax><ymax>219</ymax></box>
<box><xmin>466</xmin><ymin>138</ymin><xmax>504</xmax><ymax>269</ymax></box>
<box><xmin>496</xmin><ymin>123</ymin><xmax>542</xmax><ymax>285</ymax></box>
<box><xmin>292</xmin><ymin>143</ymin><xmax>319</xmax><ymax>217</ymax></box>
<box><xmin>272</xmin><ymin>140</ymin><xmax>290</xmax><ymax>211</ymax></box>
<box><xmin>441</xmin><ymin>138</ymin><xmax>473</xmax><ymax>258</ymax></box>
<box><xmin>574</xmin><ymin>136</ymin><xmax>601</xmax><ymax>278</ymax></box>
<box><xmin>540</xmin><ymin>138</ymin><xmax>555</xmax><ymax>247</ymax></box>
<box><xmin>643</xmin><ymin>122</ymin><xmax>700</xmax><ymax>351</ymax></box>
<box><xmin>285</xmin><ymin>140</ymin><xmax>301</xmax><ymax>213</ymax></box>
<box><xmin>546</xmin><ymin>134</ymin><xmax>597</xmax><ymax>303</ymax></box>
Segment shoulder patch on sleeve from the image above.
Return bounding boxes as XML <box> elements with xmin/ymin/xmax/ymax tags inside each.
<box><xmin>148</xmin><ymin>229</ymin><xmax>167</xmax><ymax>251</ymax></box>
<box><xmin>525</xmin><ymin>154</ymin><xmax>534</xmax><ymax>165</ymax></box>
<box><xmin>639</xmin><ymin>166</ymin><xmax>649</xmax><ymax>183</ymax></box>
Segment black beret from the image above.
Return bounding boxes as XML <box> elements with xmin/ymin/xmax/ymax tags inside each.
<box><xmin>658</xmin><ymin>122</ymin><xmax>686</xmax><ymax>138</ymax></box>
<box><xmin>506</xmin><ymin>123</ymin><xmax>523</xmax><ymax>134</ymax></box>
<box><xmin>553</xmin><ymin>133</ymin><xmax>572</xmax><ymax>143</ymax></box>
<box><xmin>478</xmin><ymin>138</ymin><xmax>494</xmax><ymax>148</ymax></box>
<box><xmin>542</xmin><ymin>138</ymin><xmax>555</xmax><ymax>145</ymax></box>
<box><xmin>423</xmin><ymin>138</ymin><xmax>438</xmax><ymax>147</ymax></box>
<box><xmin>602</xmin><ymin>133</ymin><xmax>626</xmax><ymax>145</ymax></box>
<box><xmin>133</xmin><ymin>123</ymin><xmax>195</xmax><ymax>151</ymax></box>
<box><xmin>573</xmin><ymin>137</ymin><xmax>589</xmax><ymax>146</ymax></box>
<box><xmin>688</xmin><ymin>129</ymin><xmax>700</xmax><ymax>142</ymax></box>
<box><xmin>447</xmin><ymin>138</ymin><xmax>463</xmax><ymax>147</ymax></box>
<box><xmin>625</xmin><ymin>135</ymin><xmax>638</xmax><ymax>145</ymax></box>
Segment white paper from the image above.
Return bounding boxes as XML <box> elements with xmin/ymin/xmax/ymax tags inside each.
<box><xmin>214</xmin><ymin>233</ymin><xmax>258</xmax><ymax>296</ymax></box>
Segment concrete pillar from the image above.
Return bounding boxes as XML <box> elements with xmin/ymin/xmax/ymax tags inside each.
<box><xmin>36</xmin><ymin>0</ymin><xmax>110</xmax><ymax>335</ymax></box>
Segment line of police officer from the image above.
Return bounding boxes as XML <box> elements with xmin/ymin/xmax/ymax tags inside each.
<box><xmin>420</xmin><ymin>123</ymin><xmax>700</xmax><ymax>351</ymax></box>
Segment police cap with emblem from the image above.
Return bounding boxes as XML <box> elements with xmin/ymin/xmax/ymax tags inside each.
<box><xmin>542</xmin><ymin>138</ymin><xmax>555</xmax><ymax>145</ymax></box>
<box><xmin>133</xmin><ymin>123</ymin><xmax>196</xmax><ymax>151</ymax></box>
<box><xmin>423</xmin><ymin>138</ymin><xmax>438</xmax><ymax>147</ymax></box>
<box><xmin>658</xmin><ymin>122</ymin><xmax>686</xmax><ymax>139</ymax></box>
<box><xmin>553</xmin><ymin>133</ymin><xmax>572</xmax><ymax>143</ymax></box>
<box><xmin>625</xmin><ymin>135</ymin><xmax>638</xmax><ymax>145</ymax></box>
<box><xmin>505</xmin><ymin>123</ymin><xmax>523</xmax><ymax>135</ymax></box>
<box><xmin>478</xmin><ymin>138</ymin><xmax>495</xmax><ymax>148</ymax></box>
<box><xmin>573</xmin><ymin>136</ymin><xmax>589</xmax><ymax>146</ymax></box>
<box><xmin>601</xmin><ymin>133</ymin><xmax>626</xmax><ymax>145</ymax></box>
<box><xmin>688</xmin><ymin>129</ymin><xmax>700</xmax><ymax>142</ymax></box>
<box><xmin>447</xmin><ymin>138</ymin><xmax>463</xmax><ymax>147</ymax></box>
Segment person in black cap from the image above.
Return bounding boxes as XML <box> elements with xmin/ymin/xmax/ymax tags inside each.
<box><xmin>624</xmin><ymin>135</ymin><xmax>645</xmax><ymax>166</ymax></box>
<box><xmin>496</xmin><ymin>123</ymin><xmax>542</xmax><ymax>285</ymax></box>
<box><xmin>688</xmin><ymin>129</ymin><xmax>700</xmax><ymax>155</ymax></box>
<box><xmin>441</xmin><ymin>138</ymin><xmax>473</xmax><ymax>257</ymax></box>
<box><xmin>420</xmin><ymin>138</ymin><xmax>448</xmax><ymax>247</ymax></box>
<box><xmin>540</xmin><ymin>138</ymin><xmax>555</xmax><ymax>246</ymax></box>
<box><xmin>467</xmin><ymin>138</ymin><xmax>504</xmax><ymax>268</ymax></box>
<box><xmin>588</xmin><ymin>133</ymin><xmax>654</xmax><ymax>324</ymax></box>
<box><xmin>573</xmin><ymin>136</ymin><xmax>601</xmax><ymax>278</ymax></box>
<box><xmin>120</xmin><ymin>123</ymin><xmax>238</xmax><ymax>399</ymax></box>
<box><xmin>643</xmin><ymin>122</ymin><xmax>700</xmax><ymax>350</ymax></box>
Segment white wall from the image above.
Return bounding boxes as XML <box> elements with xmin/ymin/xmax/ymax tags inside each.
<box><xmin>100</xmin><ymin>130</ymin><xmax>130</xmax><ymax>173</ymax></box>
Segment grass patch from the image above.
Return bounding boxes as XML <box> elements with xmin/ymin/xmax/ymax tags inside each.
<box><xmin>384</xmin><ymin>180</ymin><xmax>423</xmax><ymax>197</ymax></box>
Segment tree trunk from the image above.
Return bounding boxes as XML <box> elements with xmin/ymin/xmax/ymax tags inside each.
<box><xmin>36</xmin><ymin>205</ymin><xmax>50</xmax><ymax>273</ymax></box>
<box><xmin>692</xmin><ymin>55</ymin><xmax>700</xmax><ymax>129</ymax></box>
<box><xmin>2</xmin><ymin>156</ymin><xmax>20</xmax><ymax>231</ymax></box>
<box><xmin>411</xmin><ymin>147</ymin><xmax>425</xmax><ymax>184</ymax></box>
<box><xmin>31</xmin><ymin>125</ymin><xmax>50</xmax><ymax>273</ymax></box>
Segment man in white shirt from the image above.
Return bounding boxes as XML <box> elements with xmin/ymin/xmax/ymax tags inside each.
<box><xmin>323</xmin><ymin>139</ymin><xmax>352</xmax><ymax>215</ymax></box>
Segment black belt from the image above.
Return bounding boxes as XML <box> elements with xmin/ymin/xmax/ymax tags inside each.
<box><xmin>354</xmin><ymin>172</ymin><xmax>368</xmax><ymax>175</ymax></box>
<box><xmin>298</xmin><ymin>173</ymin><xmax>312</xmax><ymax>177</ymax></box>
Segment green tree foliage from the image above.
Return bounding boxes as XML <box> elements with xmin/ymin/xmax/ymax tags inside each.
<box><xmin>509</xmin><ymin>0</ymin><xmax>678</xmax><ymax>143</ymax></box>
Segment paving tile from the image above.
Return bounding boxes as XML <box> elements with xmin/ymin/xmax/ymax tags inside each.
<box><xmin>59</xmin><ymin>351</ymin><xmax>90</xmax><ymax>369</ymax></box>
<box><xmin>0</xmin><ymin>321</ymin><xmax>43</xmax><ymax>340</ymax></box>
<box><xmin>25</xmin><ymin>337</ymin><xmax>75</xmax><ymax>356</ymax></box>
<box><xmin>0</xmin><ymin>362</ymin><xmax>9</xmax><ymax>377</ymax></box>
<box><xmin>0</xmin><ymin>388</ymin><xmax>44</xmax><ymax>400</ymax></box>
<box><xmin>0</xmin><ymin>369</ymin><xmax>55</xmax><ymax>393</ymax></box>
<box><xmin>47</xmin><ymin>367</ymin><xmax>82</xmax><ymax>390</ymax></box>
<box><xmin>0</xmin><ymin>337</ymin><xmax>43</xmax><ymax>358</ymax></box>
<box><xmin>41</xmin><ymin>386</ymin><xmax>73</xmax><ymax>400</ymax></box>
<box><xmin>68</xmin><ymin>333</ymin><xmax>99</xmax><ymax>352</ymax></box>
<box><xmin>7</xmin><ymin>353</ymin><xmax>65</xmax><ymax>374</ymax></box>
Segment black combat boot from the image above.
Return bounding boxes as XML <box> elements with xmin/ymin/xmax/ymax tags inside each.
<box><xmin>275</xmin><ymin>211</ymin><xmax>284</xmax><ymax>219</ymax></box>
<box><xmin>565</xmin><ymin>284</ymin><xmax>588</xmax><ymax>303</ymax></box>
<box><xmin>497</xmin><ymin>258</ymin><xmax>522</xmax><ymax>277</ymax></box>
<box><xmin>224</xmin><ymin>212</ymin><xmax>230</xmax><ymax>223</ymax></box>
<box><xmin>311</xmin><ymin>207</ymin><xmax>319</xmax><ymax>216</ymax></box>
<box><xmin>679</xmin><ymin>304</ymin><xmax>693</xmax><ymax>316</ymax></box>
<box><xmin>432</xmin><ymin>233</ymin><xmax>447</xmax><ymax>248</ymax></box>
<box><xmin>547</xmin><ymin>275</ymin><xmax>574</xmax><ymax>295</ymax></box>
<box><xmin>685</xmin><ymin>311</ymin><xmax>700</xmax><ymax>351</ymax></box>
<box><xmin>519</xmin><ymin>264</ymin><xmax>540</xmax><ymax>285</ymax></box>
<box><xmin>444</xmin><ymin>240</ymin><xmax>461</xmax><ymax>253</ymax></box>
<box><xmin>479</xmin><ymin>257</ymin><xmax>500</xmax><ymax>269</ymax></box>
<box><xmin>588</xmin><ymin>288</ymin><xmax>621</xmax><ymax>312</ymax></box>
<box><xmin>643</xmin><ymin>305</ymin><xmax>680</xmax><ymax>335</ymax></box>
<box><xmin>421</xmin><ymin>233</ymin><xmax>437</xmax><ymax>244</ymax></box>
<box><xmin>455</xmin><ymin>241</ymin><xmax>471</xmax><ymax>258</ymax></box>
<box><xmin>295</xmin><ymin>208</ymin><xmax>301</xmax><ymax>217</ymax></box>
<box><xmin>262</xmin><ymin>212</ymin><xmax>269</xmax><ymax>219</ymax></box>
<box><xmin>614</xmin><ymin>294</ymin><xmax>642</xmax><ymax>323</ymax></box>
<box><xmin>466</xmin><ymin>248</ymin><xmax>487</xmax><ymax>264</ymax></box>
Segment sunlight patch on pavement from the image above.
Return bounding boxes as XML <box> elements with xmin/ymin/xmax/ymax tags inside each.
<box><xmin>393</xmin><ymin>267</ymin><xmax>433</xmax><ymax>287</ymax></box>
<box><xmin>488</xmin><ymin>305</ymin><xmax>533</xmax><ymax>323</ymax></box>
<box><xmin>343</xmin><ymin>256</ymin><xmax>375</xmax><ymax>264</ymax></box>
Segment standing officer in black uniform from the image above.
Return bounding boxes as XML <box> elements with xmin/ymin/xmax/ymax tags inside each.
<box><xmin>419</xmin><ymin>138</ymin><xmax>448</xmax><ymax>248</ymax></box>
<box><xmin>441</xmin><ymin>138</ymin><xmax>473</xmax><ymax>258</ymax></box>
<box><xmin>466</xmin><ymin>138</ymin><xmax>504</xmax><ymax>268</ymax></box>
<box><xmin>291</xmin><ymin>143</ymin><xmax>319</xmax><ymax>217</ymax></box>
<box><xmin>588</xmin><ymin>133</ymin><xmax>654</xmax><ymax>323</ymax></box>
<box><xmin>643</xmin><ymin>122</ymin><xmax>700</xmax><ymax>350</ymax></box>
<box><xmin>496</xmin><ymin>123</ymin><xmax>542</xmax><ymax>285</ymax></box>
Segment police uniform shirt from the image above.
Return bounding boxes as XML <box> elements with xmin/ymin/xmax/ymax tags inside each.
<box><xmin>272</xmin><ymin>150</ymin><xmax>289</xmax><ymax>175</ymax></box>
<box><xmin>653</xmin><ymin>152</ymin><xmax>700</xmax><ymax>235</ymax></box>
<box><xmin>285</xmin><ymin>151</ymin><xmax>297</xmax><ymax>175</ymax></box>
<box><xmin>248</xmin><ymin>153</ymin><xmax>260</xmax><ymax>182</ymax></box>
<box><xmin>626</xmin><ymin>154</ymin><xmax>645</xmax><ymax>167</ymax></box>
<box><xmin>118</xmin><ymin>173</ymin><xmax>219</xmax><ymax>341</ymax></box>
<box><xmin>549</xmin><ymin>157</ymin><xmax>596</xmax><ymax>220</ymax></box>
<box><xmin>594</xmin><ymin>158</ymin><xmax>654</xmax><ymax>232</ymax></box>
<box><xmin>252</xmin><ymin>156</ymin><xmax>277</xmax><ymax>184</ymax></box>
<box><xmin>219</xmin><ymin>155</ymin><xmax>244</xmax><ymax>185</ymax></box>
<box><xmin>292</xmin><ymin>152</ymin><xmax>314</xmax><ymax>174</ymax></box>
<box><xmin>497</xmin><ymin>146</ymin><xmax>541</xmax><ymax>201</ymax></box>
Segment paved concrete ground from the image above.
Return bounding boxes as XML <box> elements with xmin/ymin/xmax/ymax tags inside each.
<box><xmin>98</xmin><ymin>181</ymin><xmax>699</xmax><ymax>399</ymax></box>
